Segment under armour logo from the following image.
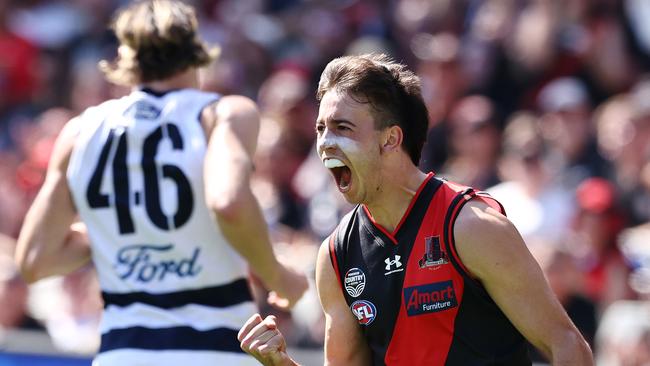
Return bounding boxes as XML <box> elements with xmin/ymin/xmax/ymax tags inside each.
<box><xmin>384</xmin><ymin>255</ymin><xmax>404</xmax><ymax>275</ymax></box>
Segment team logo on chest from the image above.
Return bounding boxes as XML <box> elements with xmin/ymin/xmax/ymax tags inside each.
<box><xmin>344</xmin><ymin>268</ymin><xmax>366</xmax><ymax>297</ymax></box>
<box><xmin>351</xmin><ymin>300</ymin><xmax>377</xmax><ymax>325</ymax></box>
<box><xmin>418</xmin><ymin>236</ymin><xmax>449</xmax><ymax>270</ymax></box>
<box><xmin>384</xmin><ymin>255</ymin><xmax>404</xmax><ymax>275</ymax></box>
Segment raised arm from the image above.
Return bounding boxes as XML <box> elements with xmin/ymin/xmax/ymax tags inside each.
<box><xmin>454</xmin><ymin>200</ymin><xmax>593</xmax><ymax>365</ymax></box>
<box><xmin>15</xmin><ymin>117</ymin><xmax>91</xmax><ymax>283</ymax></box>
<box><xmin>202</xmin><ymin>95</ymin><xmax>306</xmax><ymax>309</ymax></box>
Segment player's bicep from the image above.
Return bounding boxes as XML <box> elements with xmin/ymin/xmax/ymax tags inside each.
<box><xmin>454</xmin><ymin>202</ymin><xmax>578</xmax><ymax>356</ymax></box>
<box><xmin>209</xmin><ymin>95</ymin><xmax>260</xmax><ymax>159</ymax></box>
<box><xmin>316</xmin><ymin>240</ymin><xmax>370</xmax><ymax>366</ymax></box>
<box><xmin>203</xmin><ymin>96</ymin><xmax>260</xmax><ymax>208</ymax></box>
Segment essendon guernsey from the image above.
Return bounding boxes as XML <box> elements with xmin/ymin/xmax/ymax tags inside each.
<box><xmin>329</xmin><ymin>173</ymin><xmax>531</xmax><ymax>365</ymax></box>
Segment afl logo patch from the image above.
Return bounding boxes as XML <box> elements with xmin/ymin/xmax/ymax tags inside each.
<box><xmin>344</xmin><ymin>268</ymin><xmax>366</xmax><ymax>297</ymax></box>
<box><xmin>351</xmin><ymin>300</ymin><xmax>377</xmax><ymax>325</ymax></box>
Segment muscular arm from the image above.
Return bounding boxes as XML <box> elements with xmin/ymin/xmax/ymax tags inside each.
<box><xmin>454</xmin><ymin>201</ymin><xmax>593</xmax><ymax>365</ymax></box>
<box><xmin>15</xmin><ymin>118</ymin><xmax>91</xmax><ymax>283</ymax></box>
<box><xmin>203</xmin><ymin>95</ymin><xmax>305</xmax><ymax>308</ymax></box>
<box><xmin>316</xmin><ymin>239</ymin><xmax>371</xmax><ymax>366</ymax></box>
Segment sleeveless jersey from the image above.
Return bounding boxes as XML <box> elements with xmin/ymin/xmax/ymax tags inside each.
<box><xmin>330</xmin><ymin>173</ymin><xmax>531</xmax><ymax>365</ymax></box>
<box><xmin>67</xmin><ymin>88</ymin><xmax>258</xmax><ymax>365</ymax></box>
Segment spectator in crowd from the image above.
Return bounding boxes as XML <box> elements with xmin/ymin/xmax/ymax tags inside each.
<box><xmin>568</xmin><ymin>178</ymin><xmax>634</xmax><ymax>310</ymax></box>
<box><xmin>536</xmin><ymin>77</ymin><xmax>608</xmax><ymax>188</ymax></box>
<box><xmin>531</xmin><ymin>244</ymin><xmax>598</xmax><ymax>361</ymax></box>
<box><xmin>14</xmin><ymin>2</ymin><xmax>307</xmax><ymax>364</ymax></box>
<box><xmin>615</xmin><ymin>79</ymin><xmax>650</xmax><ymax>224</ymax></box>
<box><xmin>595</xmin><ymin>222</ymin><xmax>650</xmax><ymax>365</ymax></box>
<box><xmin>0</xmin><ymin>0</ymin><xmax>39</xmax><ymax>126</ymax></box>
<box><xmin>439</xmin><ymin>95</ymin><xmax>502</xmax><ymax>189</ymax></box>
<box><xmin>488</xmin><ymin>112</ymin><xmax>574</xmax><ymax>245</ymax></box>
<box><xmin>1</xmin><ymin>0</ymin><xmax>650</xmax><ymax>360</ymax></box>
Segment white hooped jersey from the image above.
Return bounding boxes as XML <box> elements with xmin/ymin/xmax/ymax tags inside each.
<box><xmin>67</xmin><ymin>88</ymin><xmax>258</xmax><ymax>365</ymax></box>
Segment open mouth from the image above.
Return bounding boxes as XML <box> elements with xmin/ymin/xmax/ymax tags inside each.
<box><xmin>324</xmin><ymin>158</ymin><xmax>352</xmax><ymax>193</ymax></box>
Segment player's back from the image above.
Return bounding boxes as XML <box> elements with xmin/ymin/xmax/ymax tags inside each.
<box><xmin>67</xmin><ymin>88</ymin><xmax>258</xmax><ymax>365</ymax></box>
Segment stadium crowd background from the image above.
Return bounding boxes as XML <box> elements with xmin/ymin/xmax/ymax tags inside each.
<box><xmin>0</xmin><ymin>0</ymin><xmax>649</xmax><ymax>364</ymax></box>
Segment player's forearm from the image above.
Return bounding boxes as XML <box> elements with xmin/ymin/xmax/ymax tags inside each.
<box><xmin>203</xmin><ymin>101</ymin><xmax>284</xmax><ymax>290</ymax></box>
<box><xmin>547</xmin><ymin>329</ymin><xmax>594</xmax><ymax>366</ymax></box>
<box><xmin>19</xmin><ymin>243</ymin><xmax>91</xmax><ymax>283</ymax></box>
<box><xmin>211</xmin><ymin>187</ymin><xmax>283</xmax><ymax>289</ymax></box>
<box><xmin>17</xmin><ymin>221</ymin><xmax>91</xmax><ymax>283</ymax></box>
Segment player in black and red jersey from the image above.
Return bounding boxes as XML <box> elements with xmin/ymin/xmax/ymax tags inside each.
<box><xmin>238</xmin><ymin>54</ymin><xmax>593</xmax><ymax>365</ymax></box>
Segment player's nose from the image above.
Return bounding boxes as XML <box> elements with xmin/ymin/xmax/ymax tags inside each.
<box><xmin>317</xmin><ymin>128</ymin><xmax>338</xmax><ymax>153</ymax></box>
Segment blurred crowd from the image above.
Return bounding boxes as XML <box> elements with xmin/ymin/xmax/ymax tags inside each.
<box><xmin>1</xmin><ymin>0</ymin><xmax>650</xmax><ymax>364</ymax></box>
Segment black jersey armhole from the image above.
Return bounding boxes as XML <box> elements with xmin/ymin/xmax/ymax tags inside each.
<box><xmin>443</xmin><ymin>190</ymin><xmax>510</xmax><ymax>301</ymax></box>
<box><xmin>475</xmin><ymin>190</ymin><xmax>507</xmax><ymax>216</ymax></box>
<box><xmin>328</xmin><ymin>206</ymin><xmax>360</xmax><ymax>295</ymax></box>
<box><xmin>328</xmin><ymin>232</ymin><xmax>344</xmax><ymax>292</ymax></box>
<box><xmin>442</xmin><ymin>189</ymin><xmax>484</xmax><ymax>286</ymax></box>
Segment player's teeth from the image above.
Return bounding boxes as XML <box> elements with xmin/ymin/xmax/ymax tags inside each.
<box><xmin>324</xmin><ymin>158</ymin><xmax>346</xmax><ymax>168</ymax></box>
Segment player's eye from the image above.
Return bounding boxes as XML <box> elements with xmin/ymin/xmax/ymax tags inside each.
<box><xmin>315</xmin><ymin>124</ymin><xmax>325</xmax><ymax>133</ymax></box>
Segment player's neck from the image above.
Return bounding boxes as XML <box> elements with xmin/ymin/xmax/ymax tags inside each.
<box><xmin>139</xmin><ymin>68</ymin><xmax>199</xmax><ymax>93</ymax></box>
<box><xmin>364</xmin><ymin>163</ymin><xmax>427</xmax><ymax>233</ymax></box>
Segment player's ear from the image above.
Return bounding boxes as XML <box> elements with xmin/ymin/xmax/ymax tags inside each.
<box><xmin>381</xmin><ymin>124</ymin><xmax>403</xmax><ymax>153</ymax></box>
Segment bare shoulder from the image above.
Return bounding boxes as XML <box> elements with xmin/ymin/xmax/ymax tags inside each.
<box><xmin>453</xmin><ymin>199</ymin><xmax>529</xmax><ymax>281</ymax></box>
<box><xmin>214</xmin><ymin>95</ymin><xmax>259</xmax><ymax>122</ymax></box>
<box><xmin>59</xmin><ymin>115</ymin><xmax>83</xmax><ymax>143</ymax></box>
<box><xmin>316</xmin><ymin>237</ymin><xmax>335</xmax><ymax>288</ymax></box>
<box><xmin>315</xmin><ymin>236</ymin><xmax>343</xmax><ymax>308</ymax></box>
<box><xmin>217</xmin><ymin>95</ymin><xmax>258</xmax><ymax>111</ymax></box>
<box><xmin>200</xmin><ymin>95</ymin><xmax>259</xmax><ymax>135</ymax></box>
<box><xmin>50</xmin><ymin>116</ymin><xmax>83</xmax><ymax>171</ymax></box>
<box><xmin>454</xmin><ymin>200</ymin><xmax>514</xmax><ymax>242</ymax></box>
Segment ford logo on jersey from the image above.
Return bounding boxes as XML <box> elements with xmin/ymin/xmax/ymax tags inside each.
<box><xmin>116</xmin><ymin>244</ymin><xmax>202</xmax><ymax>282</ymax></box>
<box><xmin>351</xmin><ymin>300</ymin><xmax>377</xmax><ymax>326</ymax></box>
<box><xmin>404</xmin><ymin>280</ymin><xmax>458</xmax><ymax>316</ymax></box>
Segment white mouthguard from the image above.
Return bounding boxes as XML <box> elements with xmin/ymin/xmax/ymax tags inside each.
<box><xmin>323</xmin><ymin>158</ymin><xmax>346</xmax><ymax>168</ymax></box>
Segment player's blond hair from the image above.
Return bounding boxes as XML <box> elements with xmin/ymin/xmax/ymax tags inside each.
<box><xmin>99</xmin><ymin>0</ymin><xmax>218</xmax><ymax>86</ymax></box>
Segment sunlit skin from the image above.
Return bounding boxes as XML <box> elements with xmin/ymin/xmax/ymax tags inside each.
<box><xmin>315</xmin><ymin>89</ymin><xmax>427</xmax><ymax>232</ymax></box>
<box><xmin>316</xmin><ymin>90</ymin><xmax>383</xmax><ymax>202</ymax></box>
<box><xmin>240</xmin><ymin>87</ymin><xmax>594</xmax><ymax>366</ymax></box>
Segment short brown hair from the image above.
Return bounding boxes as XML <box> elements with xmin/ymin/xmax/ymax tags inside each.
<box><xmin>316</xmin><ymin>54</ymin><xmax>429</xmax><ymax>165</ymax></box>
<box><xmin>99</xmin><ymin>0</ymin><xmax>218</xmax><ymax>86</ymax></box>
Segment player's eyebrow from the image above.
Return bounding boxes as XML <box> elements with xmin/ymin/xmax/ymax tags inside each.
<box><xmin>316</xmin><ymin>118</ymin><xmax>356</xmax><ymax>126</ymax></box>
<box><xmin>332</xmin><ymin>118</ymin><xmax>356</xmax><ymax>126</ymax></box>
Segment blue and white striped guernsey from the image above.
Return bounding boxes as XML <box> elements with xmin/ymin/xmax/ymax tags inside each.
<box><xmin>67</xmin><ymin>88</ymin><xmax>258</xmax><ymax>365</ymax></box>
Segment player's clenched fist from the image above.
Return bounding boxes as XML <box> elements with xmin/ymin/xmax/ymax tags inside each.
<box><xmin>238</xmin><ymin>314</ymin><xmax>297</xmax><ymax>366</ymax></box>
